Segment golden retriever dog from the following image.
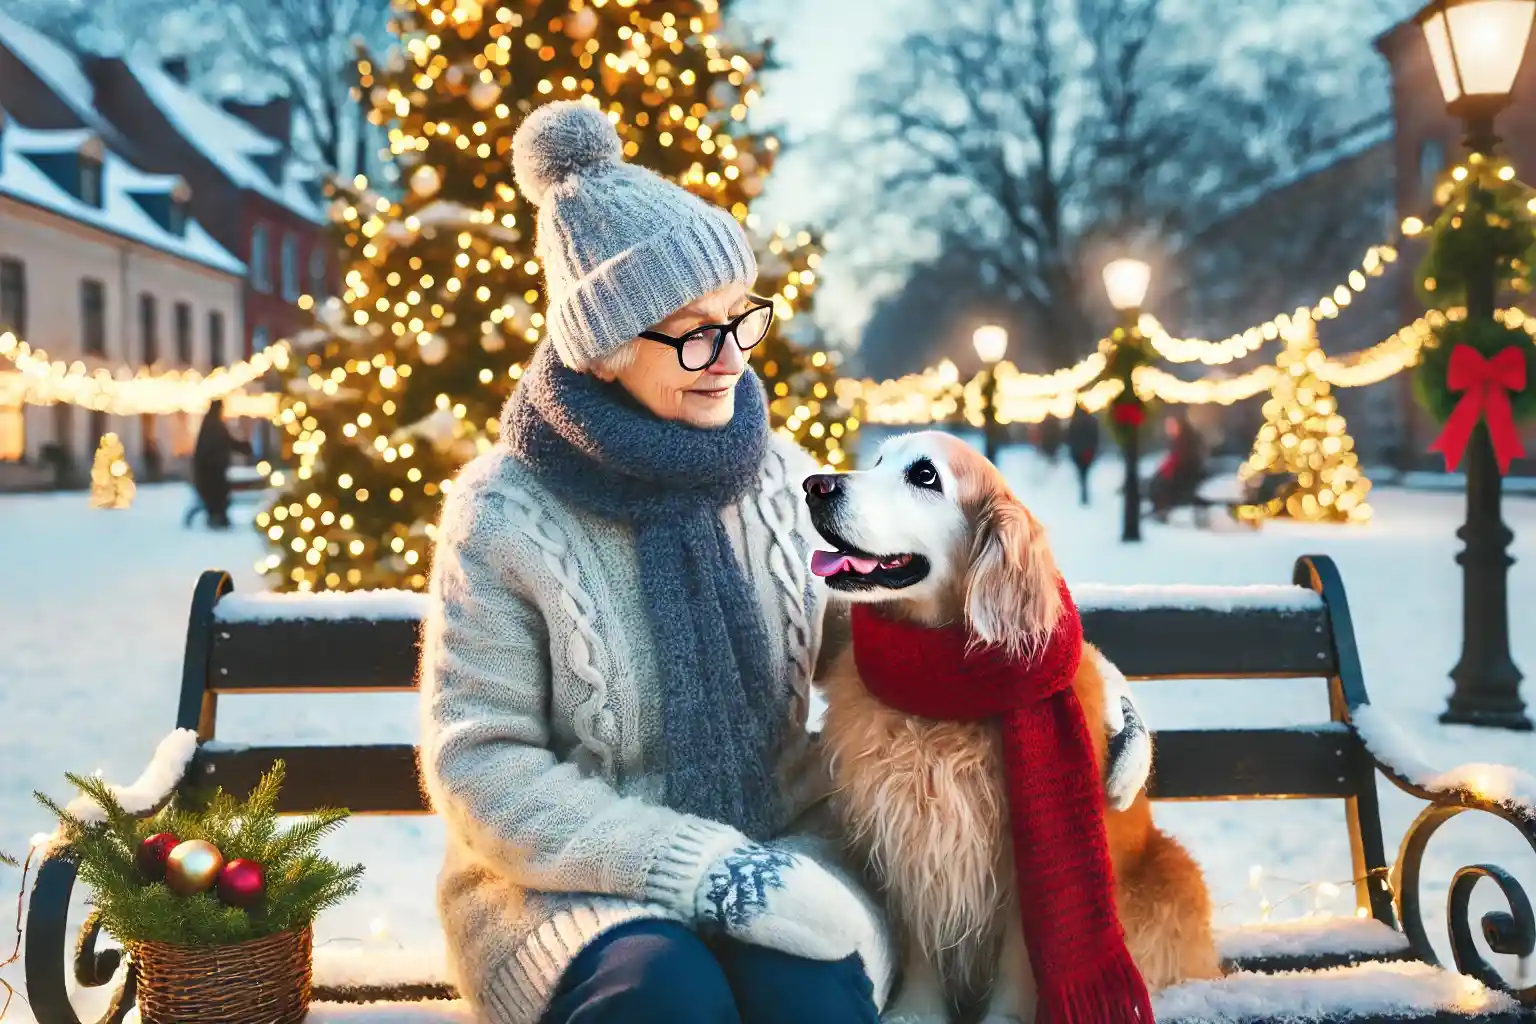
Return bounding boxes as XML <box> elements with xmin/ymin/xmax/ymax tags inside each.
<box><xmin>806</xmin><ymin>431</ymin><xmax>1219</xmax><ymax>1024</ymax></box>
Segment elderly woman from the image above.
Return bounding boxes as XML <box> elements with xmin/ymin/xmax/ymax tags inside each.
<box><xmin>419</xmin><ymin>101</ymin><xmax>1148</xmax><ymax>1024</ymax></box>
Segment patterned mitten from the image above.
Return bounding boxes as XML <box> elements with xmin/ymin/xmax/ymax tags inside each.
<box><xmin>694</xmin><ymin>843</ymin><xmax>870</xmax><ymax>965</ymax></box>
<box><xmin>1097</xmin><ymin>650</ymin><xmax>1153</xmax><ymax>811</ymax></box>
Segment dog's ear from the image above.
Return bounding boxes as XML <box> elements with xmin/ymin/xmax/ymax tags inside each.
<box><xmin>963</xmin><ymin>497</ymin><xmax>1062</xmax><ymax>659</ymax></box>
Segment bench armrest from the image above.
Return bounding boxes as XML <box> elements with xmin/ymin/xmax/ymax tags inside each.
<box><xmin>1355</xmin><ymin>707</ymin><xmax>1536</xmax><ymax>1005</ymax></box>
<box><xmin>24</xmin><ymin>730</ymin><xmax>198</xmax><ymax>1024</ymax></box>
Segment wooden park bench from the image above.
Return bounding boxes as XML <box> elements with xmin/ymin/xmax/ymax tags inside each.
<box><xmin>24</xmin><ymin>555</ymin><xmax>1536</xmax><ymax>1022</ymax></box>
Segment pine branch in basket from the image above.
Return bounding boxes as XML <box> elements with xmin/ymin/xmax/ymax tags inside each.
<box><xmin>34</xmin><ymin>760</ymin><xmax>364</xmax><ymax>947</ymax></box>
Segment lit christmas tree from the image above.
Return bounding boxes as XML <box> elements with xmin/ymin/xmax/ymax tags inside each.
<box><xmin>751</xmin><ymin>226</ymin><xmax>858</xmax><ymax>468</ymax></box>
<box><xmin>1235</xmin><ymin>316</ymin><xmax>1372</xmax><ymax>524</ymax></box>
<box><xmin>261</xmin><ymin>0</ymin><xmax>838</xmax><ymax>592</ymax></box>
<box><xmin>90</xmin><ymin>433</ymin><xmax>135</xmax><ymax>510</ymax></box>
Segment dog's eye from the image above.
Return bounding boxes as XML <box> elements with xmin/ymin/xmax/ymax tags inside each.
<box><xmin>906</xmin><ymin>459</ymin><xmax>941</xmax><ymax>492</ymax></box>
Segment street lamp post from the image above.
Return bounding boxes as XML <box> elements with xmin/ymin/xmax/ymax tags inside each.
<box><xmin>1417</xmin><ymin>0</ymin><xmax>1534</xmax><ymax>729</ymax></box>
<box><xmin>1103</xmin><ymin>258</ymin><xmax>1153</xmax><ymax>544</ymax></box>
<box><xmin>973</xmin><ymin>325</ymin><xmax>1009</xmax><ymax>465</ymax></box>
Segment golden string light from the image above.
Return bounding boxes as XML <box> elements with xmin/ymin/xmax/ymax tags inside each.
<box><xmin>1139</xmin><ymin>243</ymin><xmax>1400</xmax><ymax>366</ymax></box>
<box><xmin>838</xmin><ymin>304</ymin><xmax>1532</xmax><ymax>425</ymax></box>
<box><xmin>0</xmin><ymin>330</ymin><xmax>288</xmax><ymax>417</ymax></box>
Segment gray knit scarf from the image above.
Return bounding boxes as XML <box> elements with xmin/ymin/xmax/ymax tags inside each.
<box><xmin>501</xmin><ymin>342</ymin><xmax>782</xmax><ymax>840</ymax></box>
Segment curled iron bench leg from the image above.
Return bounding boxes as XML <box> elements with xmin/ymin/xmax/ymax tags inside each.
<box><xmin>1296</xmin><ymin>554</ymin><xmax>1536</xmax><ymax>1007</ymax></box>
<box><xmin>25</xmin><ymin>848</ymin><xmax>137</xmax><ymax>1024</ymax></box>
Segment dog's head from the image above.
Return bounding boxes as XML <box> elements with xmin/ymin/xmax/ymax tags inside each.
<box><xmin>804</xmin><ymin>431</ymin><xmax>1063</xmax><ymax>658</ymax></box>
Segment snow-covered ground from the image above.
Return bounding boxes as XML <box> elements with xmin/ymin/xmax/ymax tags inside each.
<box><xmin>2</xmin><ymin>451</ymin><xmax>1535</xmax><ymax>1022</ymax></box>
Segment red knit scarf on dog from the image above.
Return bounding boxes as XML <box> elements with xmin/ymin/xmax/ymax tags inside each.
<box><xmin>849</xmin><ymin>578</ymin><xmax>1153</xmax><ymax>1024</ymax></box>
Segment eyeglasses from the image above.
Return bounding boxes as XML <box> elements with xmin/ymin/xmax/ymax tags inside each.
<box><xmin>638</xmin><ymin>297</ymin><xmax>775</xmax><ymax>371</ymax></box>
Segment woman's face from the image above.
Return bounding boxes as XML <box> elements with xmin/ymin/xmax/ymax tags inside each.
<box><xmin>596</xmin><ymin>284</ymin><xmax>751</xmax><ymax>429</ymax></box>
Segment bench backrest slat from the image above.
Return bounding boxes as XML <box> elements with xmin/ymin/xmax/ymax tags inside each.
<box><xmin>191</xmin><ymin>724</ymin><xmax>1361</xmax><ymax>815</ymax></box>
<box><xmin>205</xmin><ymin>603</ymin><xmax>1334</xmax><ymax>694</ymax></box>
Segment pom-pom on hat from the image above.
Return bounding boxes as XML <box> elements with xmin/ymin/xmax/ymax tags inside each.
<box><xmin>510</xmin><ymin>100</ymin><xmax>757</xmax><ymax>370</ymax></box>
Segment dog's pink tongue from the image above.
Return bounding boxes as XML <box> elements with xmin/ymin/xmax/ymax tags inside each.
<box><xmin>811</xmin><ymin>550</ymin><xmax>879</xmax><ymax>577</ymax></box>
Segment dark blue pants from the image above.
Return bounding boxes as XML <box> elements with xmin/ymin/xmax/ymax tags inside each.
<box><xmin>540</xmin><ymin>919</ymin><xmax>879</xmax><ymax>1024</ymax></box>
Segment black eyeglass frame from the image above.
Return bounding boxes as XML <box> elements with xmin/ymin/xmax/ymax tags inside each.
<box><xmin>637</xmin><ymin>296</ymin><xmax>775</xmax><ymax>371</ymax></box>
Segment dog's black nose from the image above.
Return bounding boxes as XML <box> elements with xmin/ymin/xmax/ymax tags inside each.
<box><xmin>803</xmin><ymin>474</ymin><xmax>840</xmax><ymax>500</ymax></box>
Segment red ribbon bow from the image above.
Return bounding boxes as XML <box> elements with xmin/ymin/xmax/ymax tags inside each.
<box><xmin>1429</xmin><ymin>345</ymin><xmax>1528</xmax><ymax>475</ymax></box>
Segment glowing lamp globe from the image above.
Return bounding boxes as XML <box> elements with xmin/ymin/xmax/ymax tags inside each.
<box><xmin>1417</xmin><ymin>0</ymin><xmax>1536</xmax><ymax>117</ymax></box>
<box><xmin>1103</xmin><ymin>259</ymin><xmax>1153</xmax><ymax>313</ymax></box>
<box><xmin>972</xmin><ymin>325</ymin><xmax>1009</xmax><ymax>365</ymax></box>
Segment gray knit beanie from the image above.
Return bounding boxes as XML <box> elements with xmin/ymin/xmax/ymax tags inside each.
<box><xmin>511</xmin><ymin>100</ymin><xmax>758</xmax><ymax>370</ymax></box>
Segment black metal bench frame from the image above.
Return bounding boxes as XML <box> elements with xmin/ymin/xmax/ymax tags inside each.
<box><xmin>24</xmin><ymin>555</ymin><xmax>1536</xmax><ymax>1022</ymax></box>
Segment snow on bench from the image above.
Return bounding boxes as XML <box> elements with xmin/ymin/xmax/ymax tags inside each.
<box><xmin>1354</xmin><ymin>704</ymin><xmax>1536</xmax><ymax>816</ymax></box>
<box><xmin>214</xmin><ymin>590</ymin><xmax>431</xmax><ymax>622</ymax></box>
<box><xmin>1154</xmin><ymin>960</ymin><xmax>1519</xmax><ymax>1021</ymax></box>
<box><xmin>211</xmin><ymin>583</ymin><xmax>1322</xmax><ymax>624</ymax></box>
<box><xmin>294</xmin><ymin>919</ymin><xmax>1415</xmax><ymax>997</ymax></box>
<box><xmin>1072</xmin><ymin>583</ymin><xmax>1324</xmax><ymax>614</ymax></box>
<box><xmin>1215</xmin><ymin>917</ymin><xmax>1409</xmax><ymax>962</ymax></box>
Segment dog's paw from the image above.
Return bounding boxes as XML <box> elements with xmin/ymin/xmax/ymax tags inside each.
<box><xmin>1097</xmin><ymin>651</ymin><xmax>1152</xmax><ymax>811</ymax></box>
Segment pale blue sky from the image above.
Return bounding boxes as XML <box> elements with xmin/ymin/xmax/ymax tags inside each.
<box><xmin>734</xmin><ymin>0</ymin><xmax>1416</xmax><ymax>346</ymax></box>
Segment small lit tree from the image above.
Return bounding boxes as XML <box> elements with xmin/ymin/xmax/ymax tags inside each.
<box><xmin>90</xmin><ymin>433</ymin><xmax>136</xmax><ymax>510</ymax></box>
<box><xmin>1236</xmin><ymin>317</ymin><xmax>1371</xmax><ymax>524</ymax></box>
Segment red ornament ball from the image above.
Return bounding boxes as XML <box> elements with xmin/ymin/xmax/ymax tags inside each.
<box><xmin>1111</xmin><ymin>401</ymin><xmax>1146</xmax><ymax>428</ymax></box>
<box><xmin>136</xmin><ymin>833</ymin><xmax>181</xmax><ymax>882</ymax></box>
<box><xmin>216</xmin><ymin>858</ymin><xmax>266</xmax><ymax>908</ymax></box>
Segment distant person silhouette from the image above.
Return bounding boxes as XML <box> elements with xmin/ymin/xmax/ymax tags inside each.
<box><xmin>190</xmin><ymin>399</ymin><xmax>251</xmax><ymax>529</ymax></box>
<box><xmin>1067</xmin><ymin>403</ymin><xmax>1100</xmax><ymax>506</ymax></box>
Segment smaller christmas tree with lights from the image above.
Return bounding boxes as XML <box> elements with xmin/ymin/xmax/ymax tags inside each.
<box><xmin>1236</xmin><ymin>317</ymin><xmax>1371</xmax><ymax>524</ymax></box>
<box><xmin>90</xmin><ymin>433</ymin><xmax>136</xmax><ymax>510</ymax></box>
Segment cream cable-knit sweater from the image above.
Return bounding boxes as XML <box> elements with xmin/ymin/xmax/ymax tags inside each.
<box><xmin>419</xmin><ymin>432</ymin><xmax>882</xmax><ymax>1022</ymax></box>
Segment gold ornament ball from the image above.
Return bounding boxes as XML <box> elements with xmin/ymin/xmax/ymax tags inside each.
<box><xmin>469</xmin><ymin>79</ymin><xmax>501</xmax><ymax>111</ymax></box>
<box><xmin>411</xmin><ymin>164</ymin><xmax>442</xmax><ymax>198</ymax></box>
<box><xmin>165</xmin><ymin>840</ymin><xmax>224</xmax><ymax>895</ymax></box>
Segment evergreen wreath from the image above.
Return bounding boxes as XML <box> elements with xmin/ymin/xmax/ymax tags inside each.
<box><xmin>1098</xmin><ymin>325</ymin><xmax>1156</xmax><ymax>448</ymax></box>
<box><xmin>36</xmin><ymin>762</ymin><xmax>363</xmax><ymax>947</ymax></box>
<box><xmin>1414</xmin><ymin>318</ymin><xmax>1536</xmax><ymax>427</ymax></box>
<box><xmin>1413</xmin><ymin>158</ymin><xmax>1536</xmax><ymax>426</ymax></box>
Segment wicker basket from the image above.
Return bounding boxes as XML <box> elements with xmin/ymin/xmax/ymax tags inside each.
<box><xmin>132</xmin><ymin>927</ymin><xmax>313</xmax><ymax>1024</ymax></box>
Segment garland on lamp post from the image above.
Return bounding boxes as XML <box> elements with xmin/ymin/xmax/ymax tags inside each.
<box><xmin>1099</xmin><ymin>318</ymin><xmax>1156</xmax><ymax>542</ymax></box>
<box><xmin>1411</xmin><ymin>148</ymin><xmax>1535</xmax><ymax>730</ymax></box>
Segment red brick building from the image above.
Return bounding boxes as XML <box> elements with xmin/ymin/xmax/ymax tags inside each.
<box><xmin>0</xmin><ymin>14</ymin><xmax>331</xmax><ymax>362</ymax></box>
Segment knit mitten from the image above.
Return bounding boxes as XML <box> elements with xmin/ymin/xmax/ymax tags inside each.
<box><xmin>1097</xmin><ymin>650</ymin><xmax>1152</xmax><ymax>812</ymax></box>
<box><xmin>695</xmin><ymin>844</ymin><xmax>869</xmax><ymax>956</ymax></box>
<box><xmin>647</xmin><ymin>824</ymin><xmax>885</xmax><ymax>987</ymax></box>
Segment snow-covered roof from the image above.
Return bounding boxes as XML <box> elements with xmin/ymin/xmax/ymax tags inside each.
<box><xmin>125</xmin><ymin>58</ymin><xmax>323</xmax><ymax>224</ymax></box>
<box><xmin>1209</xmin><ymin>117</ymin><xmax>1394</xmax><ymax>228</ymax></box>
<box><xmin>0</xmin><ymin>9</ymin><xmax>98</xmax><ymax>127</ymax></box>
<box><xmin>0</xmin><ymin>122</ymin><xmax>244</xmax><ymax>275</ymax></box>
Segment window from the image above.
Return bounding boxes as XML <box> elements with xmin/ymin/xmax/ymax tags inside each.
<box><xmin>308</xmin><ymin>248</ymin><xmax>328</xmax><ymax>299</ymax></box>
<box><xmin>79</xmin><ymin>158</ymin><xmax>103</xmax><ymax>207</ymax></box>
<box><xmin>174</xmin><ymin>302</ymin><xmax>193</xmax><ymax>364</ymax></box>
<box><xmin>0</xmin><ymin>257</ymin><xmax>24</xmax><ymax>337</ymax></box>
<box><xmin>0</xmin><ymin>400</ymin><xmax>22</xmax><ymax>461</ymax></box>
<box><xmin>80</xmin><ymin>279</ymin><xmax>106</xmax><ymax>356</ymax></box>
<box><xmin>280</xmin><ymin>233</ymin><xmax>300</xmax><ymax>302</ymax></box>
<box><xmin>208</xmin><ymin>310</ymin><xmax>226</xmax><ymax>369</ymax></box>
<box><xmin>168</xmin><ymin>200</ymin><xmax>188</xmax><ymax>237</ymax></box>
<box><xmin>1419</xmin><ymin>139</ymin><xmax>1447</xmax><ymax>206</ymax></box>
<box><xmin>250</xmin><ymin>323</ymin><xmax>268</xmax><ymax>361</ymax></box>
<box><xmin>249</xmin><ymin>224</ymin><xmax>271</xmax><ymax>292</ymax></box>
<box><xmin>139</xmin><ymin>293</ymin><xmax>159</xmax><ymax>365</ymax></box>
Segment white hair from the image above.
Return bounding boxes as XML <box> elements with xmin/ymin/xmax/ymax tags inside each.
<box><xmin>587</xmin><ymin>339</ymin><xmax>640</xmax><ymax>376</ymax></box>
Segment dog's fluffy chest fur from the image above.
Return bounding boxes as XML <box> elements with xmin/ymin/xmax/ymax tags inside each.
<box><xmin>821</xmin><ymin>648</ymin><xmax>1024</xmax><ymax>1019</ymax></box>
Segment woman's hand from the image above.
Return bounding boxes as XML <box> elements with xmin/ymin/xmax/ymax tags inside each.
<box><xmin>692</xmin><ymin>836</ymin><xmax>896</xmax><ymax>1009</ymax></box>
<box><xmin>695</xmin><ymin>844</ymin><xmax>868</xmax><ymax>961</ymax></box>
